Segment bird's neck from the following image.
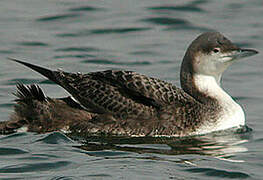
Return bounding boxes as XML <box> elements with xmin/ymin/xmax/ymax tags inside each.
<box><xmin>180</xmin><ymin>61</ymin><xmax>234</xmax><ymax>107</ymax></box>
<box><xmin>181</xmin><ymin>57</ymin><xmax>235</xmax><ymax>107</ymax></box>
<box><xmin>180</xmin><ymin>52</ymin><xmax>224</xmax><ymax>105</ymax></box>
<box><xmin>181</xmin><ymin>67</ymin><xmax>245</xmax><ymax>132</ymax></box>
<box><xmin>192</xmin><ymin>73</ymin><xmax>231</xmax><ymax>105</ymax></box>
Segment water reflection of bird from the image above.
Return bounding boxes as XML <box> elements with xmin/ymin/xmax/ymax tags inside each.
<box><xmin>77</xmin><ymin>127</ymin><xmax>251</xmax><ymax>163</ymax></box>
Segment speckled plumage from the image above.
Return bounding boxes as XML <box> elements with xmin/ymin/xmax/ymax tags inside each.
<box><xmin>1</xmin><ymin>83</ymin><xmax>209</xmax><ymax>136</ymax></box>
<box><xmin>6</xmin><ymin>71</ymin><xmax>208</xmax><ymax>136</ymax></box>
<box><xmin>57</xmin><ymin>70</ymin><xmax>211</xmax><ymax>136</ymax></box>
<box><xmin>56</xmin><ymin>70</ymin><xmax>196</xmax><ymax>116</ymax></box>
<box><xmin>2</xmin><ymin>32</ymin><xmax>258</xmax><ymax>137</ymax></box>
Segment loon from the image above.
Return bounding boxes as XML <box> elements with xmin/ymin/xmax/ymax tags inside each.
<box><xmin>1</xmin><ymin>32</ymin><xmax>258</xmax><ymax>136</ymax></box>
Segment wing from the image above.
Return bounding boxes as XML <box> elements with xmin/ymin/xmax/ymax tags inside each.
<box><xmin>90</xmin><ymin>70</ymin><xmax>193</xmax><ymax>106</ymax></box>
<box><xmin>57</xmin><ymin>70</ymin><xmax>195</xmax><ymax>119</ymax></box>
<box><xmin>58</xmin><ymin>71</ymin><xmax>156</xmax><ymax>119</ymax></box>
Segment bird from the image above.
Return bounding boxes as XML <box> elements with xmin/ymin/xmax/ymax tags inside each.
<box><xmin>3</xmin><ymin>32</ymin><xmax>258</xmax><ymax>137</ymax></box>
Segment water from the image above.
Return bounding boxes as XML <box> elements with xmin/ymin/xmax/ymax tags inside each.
<box><xmin>0</xmin><ymin>0</ymin><xmax>263</xmax><ymax>179</ymax></box>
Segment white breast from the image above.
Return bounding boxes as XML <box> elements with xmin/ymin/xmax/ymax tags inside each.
<box><xmin>193</xmin><ymin>74</ymin><xmax>245</xmax><ymax>135</ymax></box>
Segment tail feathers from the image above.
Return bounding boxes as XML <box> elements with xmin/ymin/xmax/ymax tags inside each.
<box><xmin>15</xmin><ymin>83</ymin><xmax>46</xmax><ymax>102</ymax></box>
<box><xmin>0</xmin><ymin>83</ymin><xmax>93</xmax><ymax>135</ymax></box>
<box><xmin>0</xmin><ymin>84</ymin><xmax>47</xmax><ymax>134</ymax></box>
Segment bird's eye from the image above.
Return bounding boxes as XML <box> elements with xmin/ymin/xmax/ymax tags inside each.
<box><xmin>213</xmin><ymin>48</ymin><xmax>220</xmax><ymax>53</ymax></box>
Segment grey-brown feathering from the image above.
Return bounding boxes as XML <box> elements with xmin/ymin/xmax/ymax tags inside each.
<box><xmin>2</xmin><ymin>32</ymin><xmax>258</xmax><ymax>136</ymax></box>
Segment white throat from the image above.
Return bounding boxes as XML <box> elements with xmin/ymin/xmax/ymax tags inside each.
<box><xmin>193</xmin><ymin>74</ymin><xmax>245</xmax><ymax>133</ymax></box>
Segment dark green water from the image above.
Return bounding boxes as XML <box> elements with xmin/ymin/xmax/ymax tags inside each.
<box><xmin>0</xmin><ymin>0</ymin><xmax>263</xmax><ymax>179</ymax></box>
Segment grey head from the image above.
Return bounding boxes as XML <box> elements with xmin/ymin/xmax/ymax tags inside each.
<box><xmin>180</xmin><ymin>32</ymin><xmax>258</xmax><ymax>99</ymax></box>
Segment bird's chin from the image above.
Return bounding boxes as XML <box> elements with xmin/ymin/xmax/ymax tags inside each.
<box><xmin>220</xmin><ymin>56</ymin><xmax>234</xmax><ymax>63</ymax></box>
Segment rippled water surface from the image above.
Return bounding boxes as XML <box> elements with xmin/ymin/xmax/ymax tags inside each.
<box><xmin>0</xmin><ymin>0</ymin><xmax>263</xmax><ymax>179</ymax></box>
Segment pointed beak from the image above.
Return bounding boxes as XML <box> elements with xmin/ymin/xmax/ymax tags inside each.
<box><xmin>232</xmin><ymin>48</ymin><xmax>258</xmax><ymax>60</ymax></box>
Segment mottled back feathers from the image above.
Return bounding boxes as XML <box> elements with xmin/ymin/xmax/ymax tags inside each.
<box><xmin>55</xmin><ymin>70</ymin><xmax>197</xmax><ymax>120</ymax></box>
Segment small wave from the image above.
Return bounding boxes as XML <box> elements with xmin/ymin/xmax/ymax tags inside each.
<box><xmin>34</xmin><ymin>132</ymin><xmax>74</xmax><ymax>145</ymax></box>
<box><xmin>89</xmin><ymin>27</ymin><xmax>150</xmax><ymax>34</ymax></box>
<box><xmin>86</xmin><ymin>174</ymin><xmax>112</xmax><ymax>178</ymax></box>
<box><xmin>148</xmin><ymin>5</ymin><xmax>205</xmax><ymax>13</ymax></box>
<box><xmin>56</xmin><ymin>33</ymin><xmax>77</xmax><ymax>37</ymax></box>
<box><xmin>129</xmin><ymin>50</ymin><xmax>161</xmax><ymax>56</ymax></box>
<box><xmin>0</xmin><ymin>161</ymin><xmax>71</xmax><ymax>173</ymax></box>
<box><xmin>57</xmin><ymin>27</ymin><xmax>150</xmax><ymax>37</ymax></box>
<box><xmin>147</xmin><ymin>0</ymin><xmax>208</xmax><ymax>13</ymax></box>
<box><xmin>50</xmin><ymin>176</ymin><xmax>81</xmax><ymax>180</ymax></box>
<box><xmin>54</xmin><ymin>54</ymin><xmax>96</xmax><ymax>59</ymax></box>
<box><xmin>37</xmin><ymin>13</ymin><xmax>81</xmax><ymax>22</ymax></box>
<box><xmin>87</xmin><ymin>150</ymin><xmax>130</xmax><ymax>157</ymax></box>
<box><xmin>55</xmin><ymin>47</ymin><xmax>99</xmax><ymax>52</ymax></box>
<box><xmin>69</xmin><ymin>6</ymin><xmax>103</xmax><ymax>12</ymax></box>
<box><xmin>148</xmin><ymin>0</ymin><xmax>208</xmax><ymax>13</ymax></box>
<box><xmin>142</xmin><ymin>17</ymin><xmax>212</xmax><ymax>31</ymax></box>
<box><xmin>0</xmin><ymin>147</ymin><xmax>28</xmax><ymax>156</ymax></box>
<box><xmin>185</xmin><ymin>167</ymin><xmax>250</xmax><ymax>179</ymax></box>
<box><xmin>142</xmin><ymin>17</ymin><xmax>189</xmax><ymax>26</ymax></box>
<box><xmin>17</xmin><ymin>41</ymin><xmax>49</xmax><ymax>47</ymax></box>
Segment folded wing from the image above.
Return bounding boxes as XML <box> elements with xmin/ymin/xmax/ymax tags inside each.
<box><xmin>59</xmin><ymin>70</ymin><xmax>195</xmax><ymax>119</ymax></box>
